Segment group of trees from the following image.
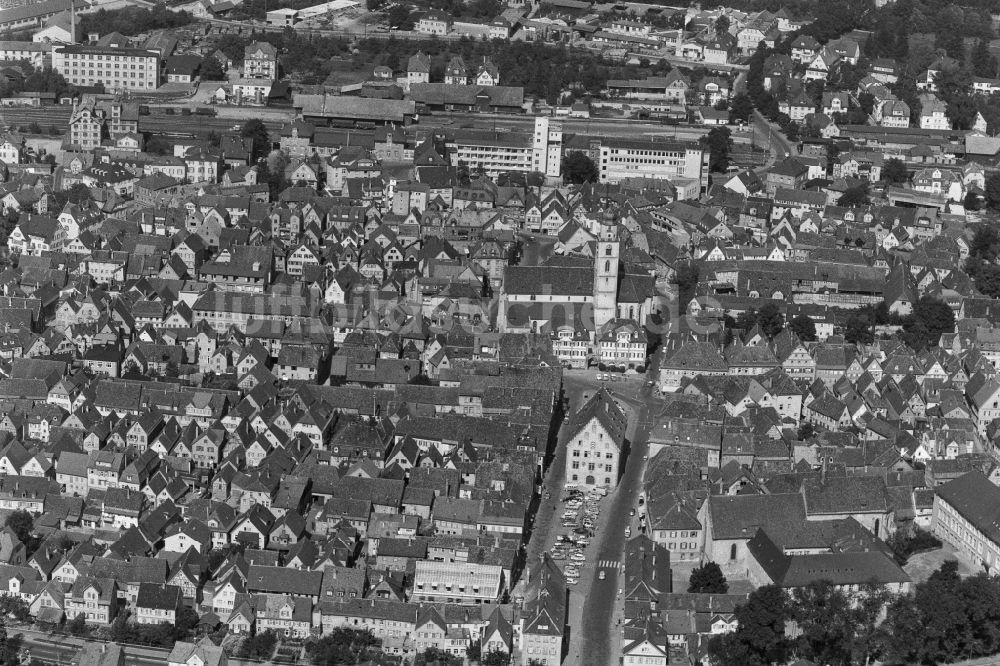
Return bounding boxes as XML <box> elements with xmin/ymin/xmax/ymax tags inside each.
<box><xmin>729</xmin><ymin>303</ymin><xmax>816</xmax><ymax>343</ymax></box>
<box><xmin>700</xmin><ymin>126</ymin><xmax>732</xmax><ymax>172</ymax></box>
<box><xmin>0</xmin><ymin>60</ymin><xmax>73</xmax><ymax>103</ymax></box>
<box><xmin>899</xmin><ymin>295</ymin><xmax>955</xmax><ymax>351</ymax></box>
<box><xmin>733</xmin><ymin>0</ymin><xmax>1000</xmax><ymax>141</ymax></box>
<box><xmin>864</xmin><ymin>0</ymin><xmax>1000</xmax><ymax>131</ymax></box>
<box><xmin>839</xmin><ymin>297</ymin><xmax>952</xmax><ymax>350</ymax></box>
<box><xmin>734</xmin><ymin>302</ymin><xmax>785</xmax><ymax>339</ymax></box>
<box><xmin>108</xmin><ymin>607</ymin><xmax>199</xmax><ymax>647</ymax></box>
<box><xmin>304</xmin><ymin>628</ymin><xmax>386</xmax><ymax>665</ymax></box>
<box><xmin>728</xmin><ymin>307</ymin><xmax>813</xmax><ymax>343</ymax></box>
<box><xmin>78</xmin><ymin>6</ymin><xmax>193</xmax><ymax>36</ymax></box>
<box><xmin>0</xmin><ymin>619</ymin><xmax>26</xmax><ymax>666</ymax></box>
<box><xmin>238</xmin><ymin>630</ymin><xmax>279</xmax><ymax>660</ymax></box>
<box><xmin>464</xmin><ymin>643</ymin><xmax>511</xmax><ymax>665</ymax></box>
<box><xmin>965</xmin><ymin>225</ymin><xmax>1000</xmax><ymax>298</ymax></box>
<box><xmin>886</xmin><ymin>527</ymin><xmax>942</xmax><ymax>565</ymax></box>
<box><xmin>211</xmin><ymin>30</ymin><xmax>669</xmax><ymax>102</ymax></box>
<box><xmin>561</xmin><ymin>152</ymin><xmax>598</xmax><ymax>184</ymax></box>
<box><xmin>200</xmin><ymin>55</ymin><xmax>227</xmax><ymax>81</ymax></box>
<box><xmin>881</xmin><ymin>561</ymin><xmax>1000</xmax><ymax>664</ymax></box>
<box><xmin>709</xmin><ymin>579</ymin><xmax>893</xmax><ymax>666</ymax></box>
<box><xmin>721</xmin><ymin>294</ymin><xmax>949</xmax><ymax>350</ymax></box>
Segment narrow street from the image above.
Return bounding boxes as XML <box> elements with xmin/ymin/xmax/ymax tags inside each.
<box><xmin>577</xmin><ymin>378</ymin><xmax>656</xmax><ymax>666</ymax></box>
<box><xmin>752</xmin><ymin>108</ymin><xmax>793</xmax><ymax>163</ymax></box>
<box><xmin>522</xmin><ymin>367</ymin><xmax>663</xmax><ymax>666</ymax></box>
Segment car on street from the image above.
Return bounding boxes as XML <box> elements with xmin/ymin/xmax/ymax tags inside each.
<box><xmin>625</xmin><ymin>527</ymin><xmax>631</xmax><ymax>537</ymax></box>
<box><xmin>599</xmin><ymin>570</ymin><xmax>606</xmax><ymax>580</ymax></box>
<box><xmin>630</xmin><ymin>508</ymin><xmax>636</xmax><ymax>516</ymax></box>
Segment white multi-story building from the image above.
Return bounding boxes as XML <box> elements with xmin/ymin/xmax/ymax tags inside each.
<box><xmin>596</xmin><ymin>318</ymin><xmax>647</xmax><ymax>370</ymax></box>
<box><xmin>919</xmin><ymin>94</ymin><xmax>950</xmax><ymax>130</ymax></box>
<box><xmin>243</xmin><ymin>41</ymin><xmax>277</xmax><ymax>80</ymax></box>
<box><xmin>531</xmin><ymin>116</ymin><xmax>562</xmax><ymax>178</ymax></box>
<box><xmin>564</xmin><ymin>387</ymin><xmax>627</xmax><ymax>488</ymax></box>
<box><xmin>0</xmin><ymin>135</ymin><xmax>23</xmax><ymax>164</ymax></box>
<box><xmin>0</xmin><ymin>41</ymin><xmax>47</xmax><ymax>66</ymax></box>
<box><xmin>411</xmin><ymin>560</ymin><xmax>503</xmax><ymax>604</ymax></box>
<box><xmin>598</xmin><ymin>138</ymin><xmax>708</xmax><ymax>192</ymax></box>
<box><xmin>53</xmin><ymin>44</ymin><xmax>159</xmax><ymax>91</ymax></box>
<box><xmin>451</xmin><ymin>130</ymin><xmax>533</xmax><ymax>176</ymax></box>
<box><xmin>934</xmin><ymin>471</ymin><xmax>1000</xmax><ymax>570</ymax></box>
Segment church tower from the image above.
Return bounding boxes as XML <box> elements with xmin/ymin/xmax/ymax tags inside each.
<box><xmin>593</xmin><ymin>207</ymin><xmax>620</xmax><ymax>334</ymax></box>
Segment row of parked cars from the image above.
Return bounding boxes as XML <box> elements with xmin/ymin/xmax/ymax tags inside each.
<box><xmin>552</xmin><ymin>486</ymin><xmax>606</xmax><ymax>585</ymax></box>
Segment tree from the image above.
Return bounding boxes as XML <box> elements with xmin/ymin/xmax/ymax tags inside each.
<box><xmin>215</xmin><ymin>34</ymin><xmax>250</xmax><ymax>63</ymax></box>
<box><xmin>200</xmin><ymin>55</ymin><xmax>226</xmax><ymax>80</ymax></box>
<box><xmin>789</xmin><ymin>314</ymin><xmax>816</xmax><ymax>341</ymax></box>
<box><xmin>789</xmin><ymin>581</ymin><xmax>855</xmax><ymax>665</ymax></box>
<box><xmin>882</xmin><ymin>157</ymin><xmax>908</xmax><ymax>184</ymax></box>
<box><xmin>902</xmin><ymin>295</ymin><xmax>954</xmax><ymax>350</ymax></box>
<box><xmin>4</xmin><ymin>510</ymin><xmax>32</xmax><ymax>544</ymax></box>
<box><xmin>838</xmin><ymin>184</ymin><xmax>870</xmax><ymax>207</ymax></box>
<box><xmin>0</xmin><ymin>596</ymin><xmax>29</xmax><ymax>622</ymax></box>
<box><xmin>970</xmin><ymin>225</ymin><xmax>1000</xmax><ymax>263</ymax></box>
<box><xmin>66</xmin><ymin>182</ymin><xmax>91</xmax><ymax>204</ymax></box>
<box><xmin>673</xmin><ymin>263</ymin><xmax>699</xmax><ymax>313</ymax></box>
<box><xmin>561</xmin><ymin>152</ymin><xmax>598</xmax><ymax>184</ymax></box>
<box><xmin>482</xmin><ymin>649</ymin><xmax>511</xmax><ymax>666</ymax></box>
<box><xmin>416</xmin><ymin>647</ymin><xmax>461</xmax><ymax>665</ymax></box>
<box><xmin>966</xmin><ymin>226</ymin><xmax>1000</xmax><ymax>297</ymax></box>
<box><xmin>67</xmin><ymin>613</ymin><xmax>88</xmax><ymax>636</ymax></box>
<box><xmin>240</xmin><ymin>119</ymin><xmax>272</xmax><ymax>163</ymax></box>
<box><xmin>386</xmin><ymin>4</ymin><xmax>413</xmax><ymax>29</ymax></box>
<box><xmin>729</xmin><ymin>93</ymin><xmax>754</xmax><ymax>123</ymax></box>
<box><xmin>688</xmin><ymin>561</ymin><xmax>728</xmax><ymax>593</ymax></box>
<box><xmin>708</xmin><ymin>585</ymin><xmax>790</xmax><ymax>666</ymax></box>
<box><xmin>756</xmin><ymin>302</ymin><xmax>784</xmax><ymax>338</ymax></box>
<box><xmin>239</xmin><ymin>630</ymin><xmax>278</xmax><ymax>659</ymax></box>
<box><xmin>700</xmin><ymin>126</ymin><xmax>732</xmax><ymax>172</ymax></box>
<box><xmin>987</xmin><ymin>173</ymin><xmax>1000</xmax><ymax>209</ymax></box>
<box><xmin>797</xmin><ymin>422</ymin><xmax>815</xmax><ymax>440</ymax></box>
<box><xmin>735</xmin><ymin>308</ymin><xmax>757</xmax><ymax>333</ymax></box>
<box><xmin>174</xmin><ymin>605</ymin><xmax>199</xmax><ymax>638</ymax></box>
<box><xmin>844</xmin><ymin>314</ymin><xmax>873</xmax><ymax>345</ymax></box>
<box><xmin>973</xmin><ymin>38</ymin><xmax>999</xmax><ymax>78</ymax></box>
<box><xmin>715</xmin><ymin>15</ymin><xmax>730</xmax><ymax>36</ymax></box>
<box><xmin>305</xmin><ymin>628</ymin><xmax>382</xmax><ymax>665</ymax></box>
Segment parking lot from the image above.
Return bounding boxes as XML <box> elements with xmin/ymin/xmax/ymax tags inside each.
<box><xmin>550</xmin><ymin>486</ymin><xmax>607</xmax><ymax>585</ymax></box>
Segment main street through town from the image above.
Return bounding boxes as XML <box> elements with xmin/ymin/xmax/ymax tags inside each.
<box><xmin>526</xmin><ymin>359</ymin><xmax>663</xmax><ymax>666</ymax></box>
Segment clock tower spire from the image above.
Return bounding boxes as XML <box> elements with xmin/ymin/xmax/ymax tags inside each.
<box><xmin>593</xmin><ymin>205</ymin><xmax>619</xmax><ymax>334</ymax></box>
